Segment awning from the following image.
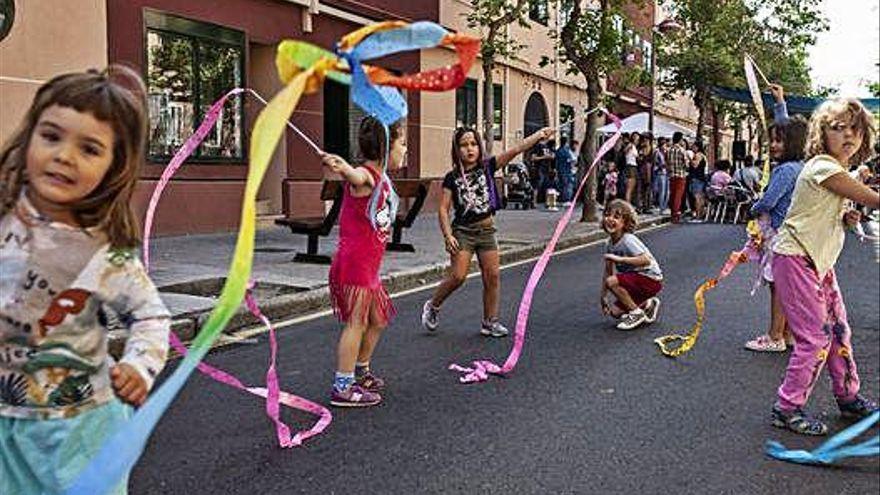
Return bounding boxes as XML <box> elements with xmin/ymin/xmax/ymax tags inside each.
<box><xmin>597</xmin><ymin>112</ymin><xmax>696</xmax><ymax>138</ymax></box>
<box><xmin>710</xmin><ymin>86</ymin><xmax>880</xmax><ymax>114</ymax></box>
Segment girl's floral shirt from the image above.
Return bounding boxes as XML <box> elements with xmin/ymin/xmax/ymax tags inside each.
<box><xmin>0</xmin><ymin>195</ymin><xmax>170</xmax><ymax>419</ymax></box>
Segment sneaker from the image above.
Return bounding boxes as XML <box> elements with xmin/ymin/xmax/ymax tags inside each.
<box><xmin>837</xmin><ymin>395</ymin><xmax>879</xmax><ymax>420</ymax></box>
<box><xmin>616</xmin><ymin>309</ymin><xmax>648</xmax><ymax>330</ymax></box>
<box><xmin>356</xmin><ymin>370</ymin><xmax>385</xmax><ymax>393</ymax></box>
<box><xmin>330</xmin><ymin>384</ymin><xmax>382</xmax><ymax>408</ymax></box>
<box><xmin>771</xmin><ymin>405</ymin><xmax>828</xmax><ymax>436</ymax></box>
<box><xmin>744</xmin><ymin>334</ymin><xmax>787</xmax><ymax>353</ymax></box>
<box><xmin>421</xmin><ymin>300</ymin><xmax>439</xmax><ymax>332</ymax></box>
<box><xmin>480</xmin><ymin>319</ymin><xmax>509</xmax><ymax>338</ymax></box>
<box><xmin>643</xmin><ymin>297</ymin><xmax>661</xmax><ymax>323</ymax></box>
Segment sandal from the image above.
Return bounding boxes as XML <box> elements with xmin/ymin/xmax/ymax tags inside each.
<box><xmin>744</xmin><ymin>334</ymin><xmax>786</xmax><ymax>353</ymax></box>
<box><xmin>771</xmin><ymin>405</ymin><xmax>828</xmax><ymax>436</ymax></box>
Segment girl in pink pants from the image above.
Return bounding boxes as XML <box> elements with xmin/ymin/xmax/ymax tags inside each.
<box><xmin>770</xmin><ymin>98</ymin><xmax>880</xmax><ymax>435</ymax></box>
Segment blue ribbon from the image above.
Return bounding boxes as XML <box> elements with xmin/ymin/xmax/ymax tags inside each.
<box><xmin>765</xmin><ymin>411</ymin><xmax>879</xmax><ymax>465</ymax></box>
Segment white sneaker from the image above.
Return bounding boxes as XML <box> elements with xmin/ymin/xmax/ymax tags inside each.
<box><xmin>616</xmin><ymin>309</ymin><xmax>648</xmax><ymax>330</ymax></box>
<box><xmin>421</xmin><ymin>300</ymin><xmax>439</xmax><ymax>332</ymax></box>
<box><xmin>480</xmin><ymin>319</ymin><xmax>509</xmax><ymax>337</ymax></box>
<box><xmin>643</xmin><ymin>297</ymin><xmax>661</xmax><ymax>323</ymax></box>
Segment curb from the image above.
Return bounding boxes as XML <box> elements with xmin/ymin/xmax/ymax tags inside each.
<box><xmin>109</xmin><ymin>215</ymin><xmax>670</xmax><ymax>357</ymax></box>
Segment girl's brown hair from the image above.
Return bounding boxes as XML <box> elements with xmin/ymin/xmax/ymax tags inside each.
<box><xmin>604</xmin><ymin>199</ymin><xmax>639</xmax><ymax>233</ymax></box>
<box><xmin>768</xmin><ymin>115</ymin><xmax>809</xmax><ymax>163</ymax></box>
<box><xmin>806</xmin><ymin>98</ymin><xmax>877</xmax><ymax>165</ymax></box>
<box><xmin>357</xmin><ymin>116</ymin><xmax>404</xmax><ymax>166</ymax></box>
<box><xmin>450</xmin><ymin>127</ymin><xmax>484</xmax><ymax>170</ymax></box>
<box><xmin>0</xmin><ymin>65</ymin><xmax>148</xmax><ymax>248</ymax></box>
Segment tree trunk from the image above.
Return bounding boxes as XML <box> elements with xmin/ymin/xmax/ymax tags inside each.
<box><xmin>711</xmin><ymin>100</ymin><xmax>721</xmax><ymax>164</ymax></box>
<box><xmin>695</xmin><ymin>87</ymin><xmax>708</xmax><ymax>144</ymax></box>
<box><xmin>579</xmin><ymin>73</ymin><xmax>602</xmax><ymax>223</ymax></box>
<box><xmin>482</xmin><ymin>59</ymin><xmax>494</xmax><ymax>154</ymax></box>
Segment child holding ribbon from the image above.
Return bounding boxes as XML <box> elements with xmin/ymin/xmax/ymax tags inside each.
<box><xmin>769</xmin><ymin>97</ymin><xmax>880</xmax><ymax>435</ymax></box>
<box><xmin>322</xmin><ymin>116</ymin><xmax>406</xmax><ymax>407</ymax></box>
<box><xmin>0</xmin><ymin>66</ymin><xmax>170</xmax><ymax>494</ymax></box>
<box><xmin>743</xmin><ymin>84</ymin><xmax>807</xmax><ymax>353</ymax></box>
<box><xmin>600</xmin><ymin>200</ymin><xmax>663</xmax><ymax>330</ymax></box>
<box><xmin>421</xmin><ymin>126</ymin><xmax>554</xmax><ymax>336</ymax></box>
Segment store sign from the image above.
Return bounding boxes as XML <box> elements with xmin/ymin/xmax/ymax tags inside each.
<box><xmin>0</xmin><ymin>0</ymin><xmax>14</xmax><ymax>42</ymax></box>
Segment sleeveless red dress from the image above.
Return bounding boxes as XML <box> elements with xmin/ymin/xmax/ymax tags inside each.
<box><xmin>328</xmin><ymin>166</ymin><xmax>395</xmax><ymax>325</ymax></box>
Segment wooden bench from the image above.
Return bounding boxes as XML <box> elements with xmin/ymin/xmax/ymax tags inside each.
<box><xmin>275</xmin><ymin>180</ymin><xmax>343</xmax><ymax>264</ymax></box>
<box><xmin>387</xmin><ymin>179</ymin><xmax>432</xmax><ymax>252</ymax></box>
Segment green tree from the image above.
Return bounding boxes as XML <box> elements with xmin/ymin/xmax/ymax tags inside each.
<box><xmin>465</xmin><ymin>0</ymin><xmax>530</xmax><ymax>154</ymax></box>
<box><xmin>556</xmin><ymin>0</ymin><xmax>650</xmax><ymax>221</ymax></box>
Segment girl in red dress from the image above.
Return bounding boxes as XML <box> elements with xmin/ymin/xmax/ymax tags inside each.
<box><xmin>322</xmin><ymin>116</ymin><xmax>406</xmax><ymax>407</ymax></box>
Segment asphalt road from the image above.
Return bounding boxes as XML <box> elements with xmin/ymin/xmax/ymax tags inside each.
<box><xmin>132</xmin><ymin>223</ymin><xmax>880</xmax><ymax>494</ymax></box>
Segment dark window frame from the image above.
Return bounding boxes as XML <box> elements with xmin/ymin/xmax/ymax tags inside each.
<box><xmin>455</xmin><ymin>78</ymin><xmax>478</xmax><ymax>130</ymax></box>
<box><xmin>143</xmin><ymin>9</ymin><xmax>247</xmax><ymax>163</ymax></box>
<box><xmin>493</xmin><ymin>83</ymin><xmax>503</xmax><ymax>141</ymax></box>
<box><xmin>529</xmin><ymin>0</ymin><xmax>550</xmax><ymax>26</ymax></box>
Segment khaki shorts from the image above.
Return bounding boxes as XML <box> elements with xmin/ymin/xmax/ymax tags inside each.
<box><xmin>453</xmin><ymin>224</ymin><xmax>498</xmax><ymax>253</ymax></box>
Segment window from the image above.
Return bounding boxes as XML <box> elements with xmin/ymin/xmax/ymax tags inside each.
<box><xmin>455</xmin><ymin>78</ymin><xmax>478</xmax><ymax>129</ymax></box>
<box><xmin>559</xmin><ymin>104</ymin><xmax>575</xmax><ymax>141</ymax></box>
<box><xmin>323</xmin><ymin>79</ymin><xmax>367</xmax><ymax>162</ymax></box>
<box><xmin>559</xmin><ymin>0</ymin><xmax>573</xmax><ymax>27</ymax></box>
<box><xmin>145</xmin><ymin>11</ymin><xmax>245</xmax><ymax>161</ymax></box>
<box><xmin>643</xmin><ymin>41</ymin><xmax>653</xmax><ymax>72</ymax></box>
<box><xmin>493</xmin><ymin>83</ymin><xmax>503</xmax><ymax>141</ymax></box>
<box><xmin>529</xmin><ymin>0</ymin><xmax>549</xmax><ymax>26</ymax></box>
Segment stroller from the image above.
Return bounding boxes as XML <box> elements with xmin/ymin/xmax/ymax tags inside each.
<box><xmin>504</xmin><ymin>162</ymin><xmax>535</xmax><ymax>210</ymax></box>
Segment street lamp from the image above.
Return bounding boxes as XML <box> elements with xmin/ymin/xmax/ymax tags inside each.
<box><xmin>648</xmin><ymin>17</ymin><xmax>682</xmax><ymax>137</ymax></box>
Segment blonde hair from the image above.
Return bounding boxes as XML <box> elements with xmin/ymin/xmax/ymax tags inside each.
<box><xmin>0</xmin><ymin>65</ymin><xmax>148</xmax><ymax>248</ymax></box>
<box><xmin>603</xmin><ymin>199</ymin><xmax>638</xmax><ymax>233</ymax></box>
<box><xmin>806</xmin><ymin>98</ymin><xmax>877</xmax><ymax>165</ymax></box>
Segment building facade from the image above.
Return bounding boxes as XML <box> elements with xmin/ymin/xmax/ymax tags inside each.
<box><xmin>0</xmin><ymin>0</ymin><xmax>723</xmax><ymax>236</ymax></box>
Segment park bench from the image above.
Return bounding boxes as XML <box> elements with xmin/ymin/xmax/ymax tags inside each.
<box><xmin>275</xmin><ymin>180</ymin><xmax>343</xmax><ymax>264</ymax></box>
<box><xmin>387</xmin><ymin>179</ymin><xmax>432</xmax><ymax>252</ymax></box>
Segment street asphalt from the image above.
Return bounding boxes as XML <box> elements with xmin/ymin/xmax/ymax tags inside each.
<box><xmin>131</xmin><ymin>223</ymin><xmax>879</xmax><ymax>495</ymax></box>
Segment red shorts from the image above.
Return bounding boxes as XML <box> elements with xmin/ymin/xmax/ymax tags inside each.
<box><xmin>615</xmin><ymin>272</ymin><xmax>662</xmax><ymax>308</ymax></box>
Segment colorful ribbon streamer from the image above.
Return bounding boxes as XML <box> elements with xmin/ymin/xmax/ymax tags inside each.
<box><xmin>744</xmin><ymin>55</ymin><xmax>771</xmax><ymax>190</ymax></box>
<box><xmin>68</xmin><ymin>21</ymin><xmax>478</xmax><ymax>494</ymax></box>
<box><xmin>654</xmin><ymin>220</ymin><xmax>765</xmax><ymax>357</ymax></box>
<box><xmin>450</xmin><ymin>110</ymin><xmax>623</xmax><ymax>384</ymax></box>
<box><xmin>766</xmin><ymin>411</ymin><xmax>879</xmax><ymax>465</ymax></box>
<box><xmin>141</xmin><ymin>86</ymin><xmax>331</xmax><ymax>450</ymax></box>
<box><xmin>66</xmin><ymin>62</ymin><xmax>321</xmax><ymax>495</ymax></box>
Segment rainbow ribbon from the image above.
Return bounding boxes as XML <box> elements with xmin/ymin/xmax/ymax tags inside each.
<box><xmin>766</xmin><ymin>411</ymin><xmax>879</xmax><ymax>465</ymax></box>
<box><xmin>654</xmin><ymin>219</ymin><xmax>765</xmax><ymax>357</ymax></box>
<box><xmin>142</xmin><ymin>86</ymin><xmax>331</xmax><ymax>450</ymax></box>
<box><xmin>449</xmin><ymin>110</ymin><xmax>623</xmax><ymax>383</ymax></box>
<box><xmin>744</xmin><ymin>55</ymin><xmax>771</xmax><ymax>190</ymax></box>
<box><xmin>67</xmin><ymin>21</ymin><xmax>478</xmax><ymax>494</ymax></box>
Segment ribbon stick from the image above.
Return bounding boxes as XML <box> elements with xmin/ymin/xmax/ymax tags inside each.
<box><xmin>654</xmin><ymin>220</ymin><xmax>765</xmax><ymax>357</ymax></box>
<box><xmin>141</xmin><ymin>87</ymin><xmax>330</xmax><ymax>450</ymax></box>
<box><xmin>744</xmin><ymin>55</ymin><xmax>771</xmax><ymax>190</ymax></box>
<box><xmin>766</xmin><ymin>412</ymin><xmax>879</xmax><ymax>465</ymax></box>
<box><xmin>450</xmin><ymin>110</ymin><xmax>623</xmax><ymax>384</ymax></box>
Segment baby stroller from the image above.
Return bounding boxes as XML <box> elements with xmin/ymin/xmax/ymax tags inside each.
<box><xmin>504</xmin><ymin>162</ymin><xmax>535</xmax><ymax>210</ymax></box>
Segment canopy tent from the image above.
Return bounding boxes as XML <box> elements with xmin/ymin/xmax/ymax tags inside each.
<box><xmin>597</xmin><ymin>112</ymin><xmax>695</xmax><ymax>138</ymax></box>
<box><xmin>710</xmin><ymin>86</ymin><xmax>880</xmax><ymax>114</ymax></box>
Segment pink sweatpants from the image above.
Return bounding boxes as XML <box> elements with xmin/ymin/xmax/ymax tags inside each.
<box><xmin>772</xmin><ymin>254</ymin><xmax>860</xmax><ymax>412</ymax></box>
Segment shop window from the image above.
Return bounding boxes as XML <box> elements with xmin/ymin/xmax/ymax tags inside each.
<box><xmin>456</xmin><ymin>78</ymin><xmax>478</xmax><ymax>129</ymax></box>
<box><xmin>559</xmin><ymin>104</ymin><xmax>575</xmax><ymax>141</ymax></box>
<box><xmin>145</xmin><ymin>11</ymin><xmax>245</xmax><ymax>161</ymax></box>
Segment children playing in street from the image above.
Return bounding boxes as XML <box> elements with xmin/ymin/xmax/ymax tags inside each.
<box><xmin>0</xmin><ymin>66</ymin><xmax>171</xmax><ymax>495</ymax></box>
<box><xmin>322</xmin><ymin>116</ymin><xmax>407</xmax><ymax>408</ymax></box>
<box><xmin>769</xmin><ymin>97</ymin><xmax>880</xmax><ymax>435</ymax></box>
<box><xmin>600</xmin><ymin>199</ymin><xmax>663</xmax><ymax>330</ymax></box>
<box><xmin>421</xmin><ymin>126</ymin><xmax>554</xmax><ymax>337</ymax></box>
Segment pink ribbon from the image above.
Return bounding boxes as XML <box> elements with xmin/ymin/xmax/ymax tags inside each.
<box><xmin>450</xmin><ymin>110</ymin><xmax>623</xmax><ymax>383</ymax></box>
<box><xmin>143</xmin><ymin>88</ymin><xmax>331</xmax><ymax>447</ymax></box>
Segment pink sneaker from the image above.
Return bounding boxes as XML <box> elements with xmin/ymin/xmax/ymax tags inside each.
<box><xmin>744</xmin><ymin>334</ymin><xmax>787</xmax><ymax>353</ymax></box>
<box><xmin>330</xmin><ymin>384</ymin><xmax>382</xmax><ymax>408</ymax></box>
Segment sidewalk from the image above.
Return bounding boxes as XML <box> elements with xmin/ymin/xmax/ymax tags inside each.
<box><xmin>116</xmin><ymin>207</ymin><xmax>669</xmax><ymax>353</ymax></box>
